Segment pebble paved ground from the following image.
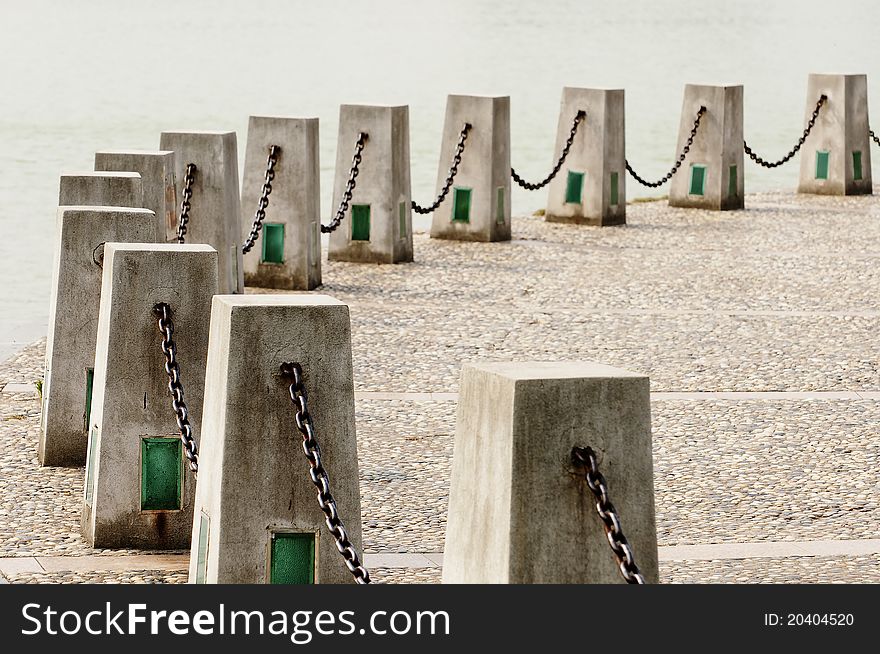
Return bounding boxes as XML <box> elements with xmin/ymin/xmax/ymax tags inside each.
<box><xmin>1</xmin><ymin>190</ymin><xmax>879</xmax><ymax>583</ymax></box>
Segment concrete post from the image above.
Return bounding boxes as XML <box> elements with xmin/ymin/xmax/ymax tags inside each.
<box><xmin>668</xmin><ymin>84</ymin><xmax>744</xmax><ymax>211</ymax></box>
<box><xmin>241</xmin><ymin>116</ymin><xmax>322</xmax><ymax>289</ymax></box>
<box><xmin>58</xmin><ymin>172</ymin><xmax>143</xmax><ymax>208</ymax></box>
<box><xmin>81</xmin><ymin>243</ymin><xmax>218</xmax><ymax>549</ymax></box>
<box><xmin>328</xmin><ymin>105</ymin><xmax>413</xmax><ymax>264</ymax></box>
<box><xmin>545</xmin><ymin>88</ymin><xmax>626</xmax><ymax>226</ymax></box>
<box><xmin>443</xmin><ymin>361</ymin><xmax>659</xmax><ymax>584</ymax></box>
<box><xmin>189</xmin><ymin>295</ymin><xmax>363</xmax><ymax>584</ymax></box>
<box><xmin>39</xmin><ymin>208</ymin><xmax>159</xmax><ymax>467</ymax></box>
<box><xmin>798</xmin><ymin>74</ymin><xmax>873</xmax><ymax>196</ymax></box>
<box><xmin>430</xmin><ymin>95</ymin><xmax>511</xmax><ymax>242</ymax></box>
<box><xmin>95</xmin><ymin>150</ymin><xmax>178</xmax><ymax>242</ymax></box>
<box><xmin>159</xmin><ymin>131</ymin><xmax>244</xmax><ymax>294</ymax></box>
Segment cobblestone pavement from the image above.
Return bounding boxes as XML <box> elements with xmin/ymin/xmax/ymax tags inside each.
<box><xmin>2</xmin><ymin>191</ymin><xmax>879</xmax><ymax>583</ymax></box>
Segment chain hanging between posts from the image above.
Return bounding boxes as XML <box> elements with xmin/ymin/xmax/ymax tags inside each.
<box><xmin>242</xmin><ymin>145</ymin><xmax>281</xmax><ymax>254</ymax></box>
<box><xmin>412</xmin><ymin>123</ymin><xmax>472</xmax><ymax>214</ymax></box>
<box><xmin>743</xmin><ymin>95</ymin><xmax>827</xmax><ymax>168</ymax></box>
<box><xmin>153</xmin><ymin>303</ymin><xmax>199</xmax><ymax>474</ymax></box>
<box><xmin>626</xmin><ymin>106</ymin><xmax>707</xmax><ymax>188</ymax></box>
<box><xmin>512</xmin><ymin>111</ymin><xmax>587</xmax><ymax>191</ymax></box>
<box><xmin>281</xmin><ymin>362</ymin><xmax>371</xmax><ymax>584</ymax></box>
<box><xmin>176</xmin><ymin>163</ymin><xmax>197</xmax><ymax>244</ymax></box>
<box><xmin>870</xmin><ymin>129</ymin><xmax>880</xmax><ymax>148</ymax></box>
<box><xmin>321</xmin><ymin>132</ymin><xmax>368</xmax><ymax>234</ymax></box>
<box><xmin>572</xmin><ymin>446</ymin><xmax>645</xmax><ymax>584</ymax></box>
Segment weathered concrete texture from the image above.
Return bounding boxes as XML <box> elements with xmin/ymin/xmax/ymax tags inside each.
<box><xmin>94</xmin><ymin>151</ymin><xmax>178</xmax><ymax>242</ymax></box>
<box><xmin>39</xmin><ymin>208</ymin><xmax>159</xmax><ymax>467</ymax></box>
<box><xmin>190</xmin><ymin>295</ymin><xmax>363</xmax><ymax>583</ymax></box>
<box><xmin>81</xmin><ymin>244</ymin><xmax>218</xmax><ymax>549</ymax></box>
<box><xmin>430</xmin><ymin>95</ymin><xmax>511</xmax><ymax>242</ymax></box>
<box><xmin>241</xmin><ymin>117</ymin><xmax>322</xmax><ymax>289</ymax></box>
<box><xmin>798</xmin><ymin>74</ymin><xmax>873</xmax><ymax>196</ymax></box>
<box><xmin>58</xmin><ymin>172</ymin><xmax>144</xmax><ymax>208</ymax></box>
<box><xmin>443</xmin><ymin>361</ymin><xmax>659</xmax><ymax>584</ymax></box>
<box><xmin>545</xmin><ymin>88</ymin><xmax>626</xmax><ymax>226</ymax></box>
<box><xmin>669</xmin><ymin>84</ymin><xmax>744</xmax><ymax>211</ymax></box>
<box><xmin>328</xmin><ymin>105</ymin><xmax>413</xmax><ymax>264</ymax></box>
<box><xmin>158</xmin><ymin>131</ymin><xmax>244</xmax><ymax>294</ymax></box>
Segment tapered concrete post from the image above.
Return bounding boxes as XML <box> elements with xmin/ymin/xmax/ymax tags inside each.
<box><xmin>668</xmin><ymin>84</ymin><xmax>744</xmax><ymax>211</ymax></box>
<box><xmin>798</xmin><ymin>74</ymin><xmax>872</xmax><ymax>196</ymax></box>
<box><xmin>328</xmin><ymin>105</ymin><xmax>413</xmax><ymax>264</ymax></box>
<box><xmin>59</xmin><ymin>172</ymin><xmax>143</xmax><ymax>208</ymax></box>
<box><xmin>443</xmin><ymin>361</ymin><xmax>659</xmax><ymax>584</ymax></box>
<box><xmin>82</xmin><ymin>243</ymin><xmax>218</xmax><ymax>549</ymax></box>
<box><xmin>189</xmin><ymin>295</ymin><xmax>363</xmax><ymax>584</ymax></box>
<box><xmin>545</xmin><ymin>88</ymin><xmax>625</xmax><ymax>226</ymax></box>
<box><xmin>39</xmin><ymin>208</ymin><xmax>159</xmax><ymax>467</ymax></box>
<box><xmin>159</xmin><ymin>131</ymin><xmax>244</xmax><ymax>294</ymax></box>
<box><xmin>95</xmin><ymin>150</ymin><xmax>178</xmax><ymax>242</ymax></box>
<box><xmin>430</xmin><ymin>95</ymin><xmax>511</xmax><ymax>242</ymax></box>
<box><xmin>241</xmin><ymin>117</ymin><xmax>322</xmax><ymax>289</ymax></box>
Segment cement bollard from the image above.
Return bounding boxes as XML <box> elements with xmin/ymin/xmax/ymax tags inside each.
<box><xmin>94</xmin><ymin>150</ymin><xmax>178</xmax><ymax>242</ymax></box>
<box><xmin>443</xmin><ymin>361</ymin><xmax>659</xmax><ymax>584</ymax></box>
<box><xmin>241</xmin><ymin>116</ymin><xmax>322</xmax><ymax>289</ymax></box>
<box><xmin>59</xmin><ymin>172</ymin><xmax>143</xmax><ymax>208</ymax></box>
<box><xmin>430</xmin><ymin>94</ymin><xmax>511</xmax><ymax>242</ymax></box>
<box><xmin>81</xmin><ymin>243</ymin><xmax>218</xmax><ymax>549</ymax></box>
<box><xmin>190</xmin><ymin>295</ymin><xmax>364</xmax><ymax>584</ymax></box>
<box><xmin>39</xmin><ymin>208</ymin><xmax>159</xmax><ymax>467</ymax></box>
<box><xmin>668</xmin><ymin>84</ymin><xmax>744</xmax><ymax>211</ymax></box>
<box><xmin>798</xmin><ymin>74</ymin><xmax>872</xmax><ymax>196</ymax></box>
<box><xmin>545</xmin><ymin>87</ymin><xmax>626</xmax><ymax>226</ymax></box>
<box><xmin>328</xmin><ymin>105</ymin><xmax>413</xmax><ymax>264</ymax></box>
<box><xmin>159</xmin><ymin>131</ymin><xmax>244</xmax><ymax>294</ymax></box>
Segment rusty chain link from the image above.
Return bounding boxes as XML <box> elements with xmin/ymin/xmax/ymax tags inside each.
<box><xmin>176</xmin><ymin>163</ymin><xmax>197</xmax><ymax>244</ymax></box>
<box><xmin>626</xmin><ymin>106</ymin><xmax>706</xmax><ymax>188</ymax></box>
<box><xmin>242</xmin><ymin>145</ymin><xmax>281</xmax><ymax>254</ymax></box>
<box><xmin>744</xmin><ymin>95</ymin><xmax>827</xmax><ymax>168</ymax></box>
<box><xmin>870</xmin><ymin>129</ymin><xmax>880</xmax><ymax>148</ymax></box>
<box><xmin>153</xmin><ymin>303</ymin><xmax>198</xmax><ymax>475</ymax></box>
<box><xmin>322</xmin><ymin>132</ymin><xmax>368</xmax><ymax>234</ymax></box>
<box><xmin>281</xmin><ymin>362</ymin><xmax>370</xmax><ymax>584</ymax></box>
<box><xmin>512</xmin><ymin>110</ymin><xmax>586</xmax><ymax>190</ymax></box>
<box><xmin>572</xmin><ymin>446</ymin><xmax>645</xmax><ymax>584</ymax></box>
<box><xmin>412</xmin><ymin>122</ymin><xmax>472</xmax><ymax>214</ymax></box>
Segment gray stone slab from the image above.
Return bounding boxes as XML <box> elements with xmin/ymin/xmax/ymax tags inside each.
<box><xmin>58</xmin><ymin>172</ymin><xmax>143</xmax><ymax>208</ymax></box>
<box><xmin>81</xmin><ymin>243</ymin><xmax>218</xmax><ymax>549</ymax></box>
<box><xmin>39</xmin><ymin>207</ymin><xmax>159</xmax><ymax>467</ymax></box>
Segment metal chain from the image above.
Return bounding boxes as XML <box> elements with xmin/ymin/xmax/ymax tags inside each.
<box><xmin>322</xmin><ymin>133</ymin><xmax>368</xmax><ymax>234</ymax></box>
<box><xmin>153</xmin><ymin>303</ymin><xmax>198</xmax><ymax>475</ymax></box>
<box><xmin>413</xmin><ymin>123</ymin><xmax>472</xmax><ymax>214</ymax></box>
<box><xmin>572</xmin><ymin>446</ymin><xmax>645</xmax><ymax>584</ymax></box>
<box><xmin>870</xmin><ymin>129</ymin><xmax>880</xmax><ymax>148</ymax></box>
<box><xmin>626</xmin><ymin>106</ymin><xmax>707</xmax><ymax>188</ymax></box>
<box><xmin>511</xmin><ymin>110</ymin><xmax>587</xmax><ymax>190</ymax></box>
<box><xmin>242</xmin><ymin>145</ymin><xmax>281</xmax><ymax>254</ymax></box>
<box><xmin>744</xmin><ymin>95</ymin><xmax>827</xmax><ymax>168</ymax></box>
<box><xmin>281</xmin><ymin>362</ymin><xmax>370</xmax><ymax>584</ymax></box>
<box><xmin>176</xmin><ymin>163</ymin><xmax>197</xmax><ymax>244</ymax></box>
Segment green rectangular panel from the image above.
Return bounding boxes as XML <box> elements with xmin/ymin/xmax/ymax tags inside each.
<box><xmin>141</xmin><ymin>437</ymin><xmax>182</xmax><ymax>511</ymax></box>
<box><xmin>610</xmin><ymin>172</ymin><xmax>619</xmax><ymax>206</ymax></box>
<box><xmin>195</xmin><ymin>513</ymin><xmax>209</xmax><ymax>584</ymax></box>
<box><xmin>351</xmin><ymin>204</ymin><xmax>371</xmax><ymax>240</ymax></box>
<box><xmin>84</xmin><ymin>367</ymin><xmax>94</xmax><ymax>433</ymax></box>
<box><xmin>689</xmin><ymin>165</ymin><xmax>706</xmax><ymax>196</ymax></box>
<box><xmin>815</xmin><ymin>150</ymin><xmax>829</xmax><ymax>180</ymax></box>
<box><xmin>728</xmin><ymin>164</ymin><xmax>737</xmax><ymax>199</ymax></box>
<box><xmin>270</xmin><ymin>532</ymin><xmax>316</xmax><ymax>584</ymax></box>
<box><xmin>261</xmin><ymin>223</ymin><xmax>285</xmax><ymax>264</ymax></box>
<box><xmin>309</xmin><ymin>222</ymin><xmax>319</xmax><ymax>265</ymax></box>
<box><xmin>84</xmin><ymin>426</ymin><xmax>97</xmax><ymax>505</ymax></box>
<box><xmin>399</xmin><ymin>201</ymin><xmax>407</xmax><ymax>238</ymax></box>
<box><xmin>565</xmin><ymin>170</ymin><xmax>584</xmax><ymax>204</ymax></box>
<box><xmin>496</xmin><ymin>186</ymin><xmax>505</xmax><ymax>224</ymax></box>
<box><xmin>853</xmin><ymin>151</ymin><xmax>863</xmax><ymax>181</ymax></box>
<box><xmin>452</xmin><ymin>187</ymin><xmax>471</xmax><ymax>223</ymax></box>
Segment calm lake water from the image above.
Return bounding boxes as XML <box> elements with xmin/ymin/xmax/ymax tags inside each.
<box><xmin>1</xmin><ymin>0</ymin><xmax>878</xmax><ymax>355</ymax></box>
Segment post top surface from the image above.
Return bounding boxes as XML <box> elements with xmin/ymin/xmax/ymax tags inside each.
<box><xmin>249</xmin><ymin>115</ymin><xmax>319</xmax><ymax>122</ymax></box>
<box><xmin>104</xmin><ymin>242</ymin><xmax>217</xmax><ymax>255</ymax></box>
<box><xmin>339</xmin><ymin>103</ymin><xmax>408</xmax><ymax>111</ymax></box>
<box><xmin>159</xmin><ymin>130</ymin><xmax>236</xmax><ymax>136</ymax></box>
<box><xmin>563</xmin><ymin>86</ymin><xmax>624</xmax><ymax>93</ymax></box>
<box><xmin>213</xmin><ymin>294</ymin><xmax>347</xmax><ymax>309</ymax></box>
<box><xmin>60</xmin><ymin>171</ymin><xmax>142</xmax><ymax>179</ymax></box>
<box><xmin>448</xmin><ymin>93</ymin><xmax>510</xmax><ymax>101</ymax></box>
<box><xmin>463</xmin><ymin>361</ymin><xmax>647</xmax><ymax>382</ymax></box>
<box><xmin>95</xmin><ymin>150</ymin><xmax>174</xmax><ymax>157</ymax></box>
<box><xmin>808</xmin><ymin>72</ymin><xmax>867</xmax><ymax>78</ymax></box>
<box><xmin>684</xmin><ymin>83</ymin><xmax>744</xmax><ymax>90</ymax></box>
<box><xmin>57</xmin><ymin>205</ymin><xmax>155</xmax><ymax>216</ymax></box>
